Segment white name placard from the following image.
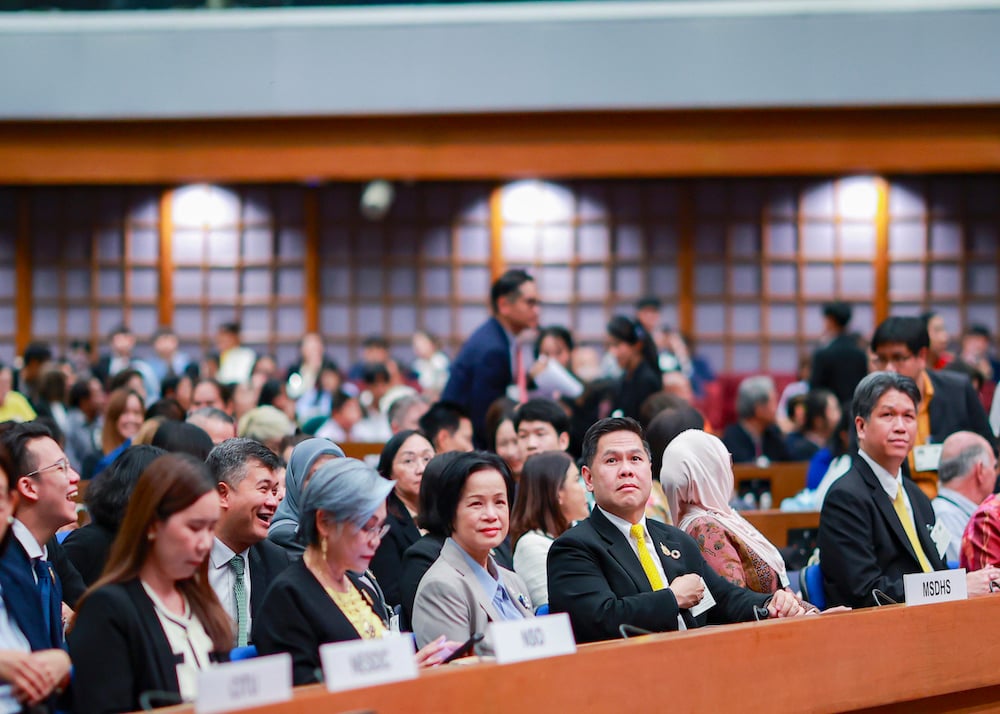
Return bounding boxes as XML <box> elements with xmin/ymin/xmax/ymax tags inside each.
<box><xmin>320</xmin><ymin>634</ymin><xmax>417</xmax><ymax>693</ymax></box>
<box><xmin>490</xmin><ymin>612</ymin><xmax>577</xmax><ymax>665</ymax></box>
<box><xmin>195</xmin><ymin>653</ymin><xmax>292</xmax><ymax>714</ymax></box>
<box><xmin>903</xmin><ymin>568</ymin><xmax>968</xmax><ymax>607</ymax></box>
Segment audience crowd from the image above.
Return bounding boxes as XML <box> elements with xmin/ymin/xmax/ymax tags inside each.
<box><xmin>1</xmin><ymin>269</ymin><xmax>1000</xmax><ymax>711</ymax></box>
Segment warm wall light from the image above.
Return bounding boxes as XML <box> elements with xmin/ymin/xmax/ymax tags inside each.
<box><xmin>172</xmin><ymin>184</ymin><xmax>240</xmax><ymax>228</ymax></box>
<box><xmin>500</xmin><ymin>180</ymin><xmax>574</xmax><ymax>224</ymax></box>
<box><xmin>837</xmin><ymin>175</ymin><xmax>880</xmax><ymax>220</ymax></box>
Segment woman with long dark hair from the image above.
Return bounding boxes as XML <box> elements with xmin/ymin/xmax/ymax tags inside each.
<box><xmin>606</xmin><ymin>315</ymin><xmax>662</xmax><ymax>421</ymax></box>
<box><xmin>510</xmin><ymin>451</ymin><xmax>589</xmax><ymax>608</ymax></box>
<box><xmin>69</xmin><ymin>453</ymin><xmax>232</xmax><ymax>713</ymax></box>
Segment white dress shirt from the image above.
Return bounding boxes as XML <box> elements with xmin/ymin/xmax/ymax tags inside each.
<box><xmin>0</xmin><ymin>583</ymin><xmax>31</xmax><ymax>714</ymax></box>
<box><xmin>11</xmin><ymin>519</ymin><xmax>47</xmax><ymax>584</ymax></box>
<box><xmin>932</xmin><ymin>486</ymin><xmax>979</xmax><ymax>563</ymax></box>
<box><xmin>208</xmin><ymin>539</ymin><xmax>252</xmax><ymax>636</ymax></box>
<box><xmin>857</xmin><ymin>449</ymin><xmax>918</xmax><ymax>524</ymax></box>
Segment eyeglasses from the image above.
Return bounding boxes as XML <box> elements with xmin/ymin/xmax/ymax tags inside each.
<box><xmin>872</xmin><ymin>352</ymin><xmax>916</xmax><ymax>369</ymax></box>
<box><xmin>360</xmin><ymin>523</ymin><xmax>391</xmax><ymax>542</ymax></box>
<box><xmin>22</xmin><ymin>458</ymin><xmax>70</xmax><ymax>480</ymax></box>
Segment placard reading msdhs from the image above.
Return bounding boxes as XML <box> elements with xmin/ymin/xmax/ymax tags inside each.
<box><xmin>195</xmin><ymin>653</ymin><xmax>292</xmax><ymax>714</ymax></box>
<box><xmin>320</xmin><ymin>634</ymin><xmax>418</xmax><ymax>693</ymax></box>
<box><xmin>489</xmin><ymin>612</ymin><xmax>577</xmax><ymax>665</ymax></box>
<box><xmin>903</xmin><ymin>568</ymin><xmax>968</xmax><ymax>607</ymax></box>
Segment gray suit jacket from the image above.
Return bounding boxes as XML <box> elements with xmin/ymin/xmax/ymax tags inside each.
<box><xmin>411</xmin><ymin>538</ymin><xmax>532</xmax><ymax>656</ymax></box>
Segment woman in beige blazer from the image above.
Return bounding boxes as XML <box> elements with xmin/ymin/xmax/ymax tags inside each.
<box><xmin>412</xmin><ymin>452</ymin><xmax>533</xmax><ymax>657</ymax></box>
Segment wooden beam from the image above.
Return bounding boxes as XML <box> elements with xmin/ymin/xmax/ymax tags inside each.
<box><xmin>2</xmin><ymin>107</ymin><xmax>1000</xmax><ymax>184</ymax></box>
<box><xmin>873</xmin><ymin>176</ymin><xmax>890</xmax><ymax>325</ymax></box>
<box><xmin>488</xmin><ymin>187</ymin><xmax>505</xmax><ymax>281</ymax></box>
<box><xmin>303</xmin><ymin>188</ymin><xmax>320</xmax><ymax>333</ymax></box>
<box><xmin>677</xmin><ymin>184</ymin><xmax>695</xmax><ymax>337</ymax></box>
<box><xmin>158</xmin><ymin>189</ymin><xmax>174</xmax><ymax>328</ymax></box>
<box><xmin>13</xmin><ymin>190</ymin><xmax>31</xmax><ymax>356</ymax></box>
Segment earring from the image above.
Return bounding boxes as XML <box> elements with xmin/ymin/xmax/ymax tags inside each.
<box><xmin>321</xmin><ymin>537</ymin><xmax>328</xmax><ymax>560</ymax></box>
<box><xmin>147</xmin><ymin>532</ymin><xmax>155</xmax><ymax>541</ymax></box>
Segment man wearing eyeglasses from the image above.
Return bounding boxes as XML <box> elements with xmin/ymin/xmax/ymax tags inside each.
<box><xmin>205</xmin><ymin>438</ymin><xmax>290</xmax><ymax>649</ymax></box>
<box><xmin>869</xmin><ymin>316</ymin><xmax>995</xmax><ymax>500</ymax></box>
<box><xmin>0</xmin><ymin>422</ymin><xmax>83</xmax><ymax>653</ymax></box>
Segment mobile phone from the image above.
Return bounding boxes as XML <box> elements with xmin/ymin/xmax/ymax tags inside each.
<box><xmin>441</xmin><ymin>632</ymin><xmax>485</xmax><ymax>663</ymax></box>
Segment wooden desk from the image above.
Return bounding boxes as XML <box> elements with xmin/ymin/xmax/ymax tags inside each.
<box><xmin>733</xmin><ymin>461</ymin><xmax>809</xmax><ymax>505</ymax></box>
<box><xmin>742</xmin><ymin>509</ymin><xmax>821</xmax><ymax>548</ymax></box>
<box><xmin>167</xmin><ymin>597</ymin><xmax>1000</xmax><ymax>714</ymax></box>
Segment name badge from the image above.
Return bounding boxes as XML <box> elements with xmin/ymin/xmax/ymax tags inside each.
<box><xmin>929</xmin><ymin>521</ymin><xmax>951</xmax><ymax>559</ymax></box>
<box><xmin>489</xmin><ymin>613</ymin><xmax>577</xmax><ymax>665</ymax></box>
<box><xmin>903</xmin><ymin>568</ymin><xmax>967</xmax><ymax>606</ymax></box>
<box><xmin>913</xmin><ymin>444</ymin><xmax>943</xmax><ymax>472</ymax></box>
<box><xmin>195</xmin><ymin>653</ymin><xmax>292</xmax><ymax>714</ymax></box>
<box><xmin>319</xmin><ymin>634</ymin><xmax>417</xmax><ymax>693</ymax></box>
<box><xmin>688</xmin><ymin>578</ymin><xmax>716</xmax><ymax>618</ymax></box>
<box><xmin>779</xmin><ymin>571</ymin><xmax>790</xmax><ymax>589</ymax></box>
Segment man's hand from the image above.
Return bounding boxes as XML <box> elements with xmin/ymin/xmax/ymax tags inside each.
<box><xmin>0</xmin><ymin>649</ymin><xmax>69</xmax><ymax>705</ymax></box>
<box><xmin>669</xmin><ymin>574</ymin><xmax>705</xmax><ymax>609</ymax></box>
<box><xmin>966</xmin><ymin>566</ymin><xmax>1000</xmax><ymax>597</ymax></box>
<box><xmin>767</xmin><ymin>589</ymin><xmax>806</xmax><ymax>618</ymax></box>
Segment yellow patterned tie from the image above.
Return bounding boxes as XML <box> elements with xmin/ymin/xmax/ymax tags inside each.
<box><xmin>892</xmin><ymin>486</ymin><xmax>933</xmax><ymax>573</ymax></box>
<box><xmin>630</xmin><ymin>524</ymin><xmax>665</xmax><ymax>590</ymax></box>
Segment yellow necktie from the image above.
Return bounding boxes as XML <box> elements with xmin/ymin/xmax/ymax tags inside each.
<box><xmin>630</xmin><ymin>524</ymin><xmax>665</xmax><ymax>590</ymax></box>
<box><xmin>892</xmin><ymin>485</ymin><xmax>933</xmax><ymax>573</ymax></box>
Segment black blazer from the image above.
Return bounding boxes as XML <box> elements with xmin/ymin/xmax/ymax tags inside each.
<box><xmin>612</xmin><ymin>361</ymin><xmax>662</xmax><ymax>422</ymax></box>
<box><xmin>925</xmin><ymin>369</ymin><xmax>995</xmax><ymax>448</ymax></box>
<box><xmin>68</xmin><ymin>578</ymin><xmax>228</xmax><ymax>714</ymax></box>
<box><xmin>247</xmin><ymin>539</ymin><xmax>292</xmax><ymax>621</ymax></box>
<box><xmin>818</xmin><ymin>456</ymin><xmax>947</xmax><ymax>608</ymax></box>
<box><xmin>62</xmin><ymin>522</ymin><xmax>116</xmax><ymax>588</ymax></box>
<box><xmin>547</xmin><ymin>508</ymin><xmax>769</xmax><ymax>643</ymax></box>
<box><xmin>252</xmin><ymin>559</ymin><xmax>389</xmax><ymax>686</ymax></box>
<box><xmin>441</xmin><ymin>317</ymin><xmax>513</xmax><ymax>448</ymax></box>
<box><xmin>370</xmin><ymin>491</ymin><xmax>421</xmax><ymax>608</ymax></box>
<box><xmin>721</xmin><ymin>422</ymin><xmax>791</xmax><ymax>464</ymax></box>
<box><xmin>811</xmin><ymin>333</ymin><xmax>869</xmax><ymax>409</ymax></box>
<box><xmin>0</xmin><ymin>538</ymin><xmax>64</xmax><ymax>651</ymax></box>
<box><xmin>398</xmin><ymin>534</ymin><xmax>445</xmax><ymax>630</ymax></box>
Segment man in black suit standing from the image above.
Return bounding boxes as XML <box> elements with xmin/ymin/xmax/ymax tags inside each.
<box><xmin>810</xmin><ymin>301</ymin><xmax>869</xmax><ymax>411</ymax></box>
<box><xmin>441</xmin><ymin>269</ymin><xmax>540</xmax><ymax>449</ymax></box>
<box><xmin>547</xmin><ymin>417</ymin><xmax>804</xmax><ymax>643</ymax></box>
<box><xmin>818</xmin><ymin>372</ymin><xmax>1000</xmax><ymax>608</ymax></box>
<box><xmin>206</xmin><ymin>438</ymin><xmax>290</xmax><ymax>647</ymax></box>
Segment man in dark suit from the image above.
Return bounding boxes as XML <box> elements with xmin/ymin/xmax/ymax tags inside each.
<box><xmin>818</xmin><ymin>372</ymin><xmax>1000</xmax><ymax>608</ymax></box>
<box><xmin>441</xmin><ymin>269</ymin><xmax>540</xmax><ymax>448</ymax></box>
<box><xmin>721</xmin><ymin>375</ymin><xmax>790</xmax><ymax>464</ymax></box>
<box><xmin>206</xmin><ymin>438</ymin><xmax>291</xmax><ymax>647</ymax></box>
<box><xmin>547</xmin><ymin>417</ymin><xmax>804</xmax><ymax>643</ymax></box>
<box><xmin>0</xmin><ymin>421</ymin><xmax>82</xmax><ymax>652</ymax></box>
<box><xmin>869</xmin><ymin>316</ymin><xmax>995</xmax><ymax>499</ymax></box>
<box><xmin>811</xmin><ymin>301</ymin><xmax>869</xmax><ymax>411</ymax></box>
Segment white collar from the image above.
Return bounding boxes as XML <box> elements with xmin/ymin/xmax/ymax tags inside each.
<box><xmin>209</xmin><ymin>537</ymin><xmax>246</xmax><ymax>569</ymax></box>
<box><xmin>598</xmin><ymin>506</ymin><xmax>648</xmax><ymax>540</ymax></box>
<box><xmin>858</xmin><ymin>449</ymin><xmax>902</xmax><ymax>501</ymax></box>
<box><xmin>11</xmin><ymin>519</ymin><xmax>46</xmax><ymax>561</ymax></box>
<box><xmin>935</xmin><ymin>486</ymin><xmax>980</xmax><ymax>517</ymax></box>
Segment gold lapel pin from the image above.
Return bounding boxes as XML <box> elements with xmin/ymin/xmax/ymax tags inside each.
<box><xmin>660</xmin><ymin>543</ymin><xmax>670</xmax><ymax>556</ymax></box>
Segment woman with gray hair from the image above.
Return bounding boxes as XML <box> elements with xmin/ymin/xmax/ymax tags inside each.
<box><xmin>267</xmin><ymin>437</ymin><xmax>345</xmax><ymax>557</ymax></box>
<box><xmin>253</xmin><ymin>458</ymin><xmax>459</xmax><ymax>685</ymax></box>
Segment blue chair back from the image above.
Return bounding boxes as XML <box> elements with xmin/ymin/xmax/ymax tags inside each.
<box><xmin>535</xmin><ymin>603</ymin><xmax>550</xmax><ymax>616</ymax></box>
<box><xmin>947</xmin><ymin>560</ymin><xmax>960</xmax><ymax>569</ymax></box>
<box><xmin>801</xmin><ymin>563</ymin><xmax>826</xmax><ymax>611</ymax></box>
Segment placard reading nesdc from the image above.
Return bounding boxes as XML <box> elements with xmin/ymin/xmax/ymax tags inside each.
<box><xmin>195</xmin><ymin>653</ymin><xmax>292</xmax><ymax>714</ymax></box>
<box><xmin>489</xmin><ymin>612</ymin><xmax>577</xmax><ymax>665</ymax></box>
<box><xmin>319</xmin><ymin>634</ymin><xmax>418</xmax><ymax>692</ymax></box>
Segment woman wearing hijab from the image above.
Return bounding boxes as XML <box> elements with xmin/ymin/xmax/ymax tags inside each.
<box><xmin>267</xmin><ymin>437</ymin><xmax>345</xmax><ymax>557</ymax></box>
<box><xmin>659</xmin><ymin>429</ymin><xmax>793</xmax><ymax>595</ymax></box>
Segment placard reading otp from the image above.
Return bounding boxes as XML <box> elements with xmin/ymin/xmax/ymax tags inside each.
<box><xmin>195</xmin><ymin>653</ymin><xmax>292</xmax><ymax>714</ymax></box>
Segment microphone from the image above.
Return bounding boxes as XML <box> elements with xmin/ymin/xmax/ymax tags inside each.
<box><xmin>872</xmin><ymin>589</ymin><xmax>898</xmax><ymax>607</ymax></box>
<box><xmin>618</xmin><ymin>624</ymin><xmax>656</xmax><ymax>639</ymax></box>
<box><xmin>139</xmin><ymin>691</ymin><xmax>184</xmax><ymax>711</ymax></box>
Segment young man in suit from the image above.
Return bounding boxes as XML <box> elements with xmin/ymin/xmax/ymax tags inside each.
<box><xmin>441</xmin><ymin>269</ymin><xmax>541</xmax><ymax>448</ymax></box>
<box><xmin>869</xmin><ymin>316</ymin><xmax>995</xmax><ymax>499</ymax></box>
<box><xmin>513</xmin><ymin>397</ymin><xmax>571</xmax><ymax>459</ymax></box>
<box><xmin>818</xmin><ymin>372</ymin><xmax>1000</xmax><ymax>608</ymax></box>
<box><xmin>0</xmin><ymin>421</ymin><xmax>83</xmax><ymax>651</ymax></box>
<box><xmin>547</xmin><ymin>417</ymin><xmax>804</xmax><ymax>643</ymax></box>
<box><xmin>810</xmin><ymin>301</ymin><xmax>869</xmax><ymax>411</ymax></box>
<box><xmin>206</xmin><ymin>438</ymin><xmax>291</xmax><ymax>647</ymax></box>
